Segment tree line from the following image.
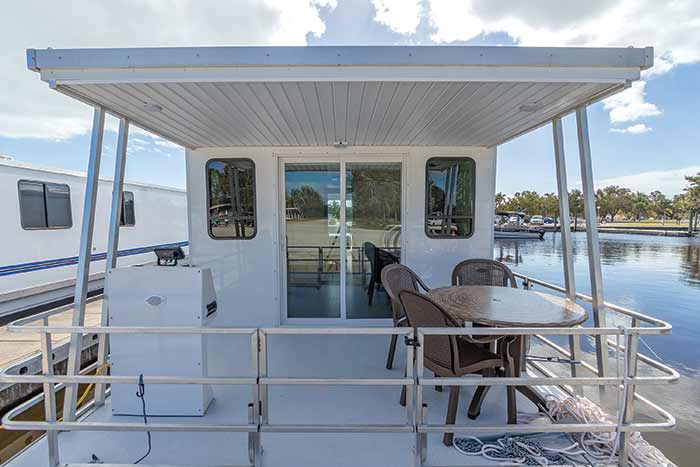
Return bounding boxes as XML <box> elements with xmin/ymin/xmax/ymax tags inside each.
<box><xmin>496</xmin><ymin>172</ymin><xmax>700</xmax><ymax>231</ymax></box>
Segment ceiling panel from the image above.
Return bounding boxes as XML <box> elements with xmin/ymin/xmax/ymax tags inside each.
<box><xmin>64</xmin><ymin>80</ymin><xmax>619</xmax><ymax>148</ymax></box>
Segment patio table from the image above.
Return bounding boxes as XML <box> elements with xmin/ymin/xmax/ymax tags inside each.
<box><xmin>426</xmin><ymin>285</ymin><xmax>588</xmax><ymax>424</ymax></box>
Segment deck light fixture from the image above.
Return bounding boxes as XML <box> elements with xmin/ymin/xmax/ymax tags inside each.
<box><xmin>334</xmin><ymin>140</ymin><xmax>349</xmax><ymax>148</ymax></box>
<box><xmin>519</xmin><ymin>102</ymin><xmax>544</xmax><ymax>112</ymax></box>
<box><xmin>143</xmin><ymin>103</ymin><xmax>163</xmax><ymax>113</ymax></box>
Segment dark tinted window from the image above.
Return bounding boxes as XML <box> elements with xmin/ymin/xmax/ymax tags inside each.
<box><xmin>120</xmin><ymin>191</ymin><xmax>135</xmax><ymax>226</ymax></box>
<box><xmin>425</xmin><ymin>158</ymin><xmax>475</xmax><ymax>238</ymax></box>
<box><xmin>207</xmin><ymin>159</ymin><xmax>256</xmax><ymax>239</ymax></box>
<box><xmin>18</xmin><ymin>180</ymin><xmax>72</xmax><ymax>230</ymax></box>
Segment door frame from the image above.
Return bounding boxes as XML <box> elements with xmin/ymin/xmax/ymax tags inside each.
<box><xmin>276</xmin><ymin>153</ymin><xmax>407</xmax><ymax>325</ymax></box>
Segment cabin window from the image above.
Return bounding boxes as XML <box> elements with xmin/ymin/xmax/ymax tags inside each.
<box><xmin>18</xmin><ymin>180</ymin><xmax>73</xmax><ymax>230</ymax></box>
<box><xmin>120</xmin><ymin>191</ymin><xmax>136</xmax><ymax>226</ymax></box>
<box><xmin>206</xmin><ymin>158</ymin><xmax>256</xmax><ymax>239</ymax></box>
<box><xmin>425</xmin><ymin>157</ymin><xmax>475</xmax><ymax>238</ymax></box>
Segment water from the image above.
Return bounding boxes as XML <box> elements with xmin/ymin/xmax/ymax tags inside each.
<box><xmin>494</xmin><ymin>233</ymin><xmax>700</xmax><ymax>466</ymax></box>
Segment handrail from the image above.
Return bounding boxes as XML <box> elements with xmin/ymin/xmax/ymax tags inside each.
<box><xmin>0</xmin><ymin>285</ymin><xmax>678</xmax><ymax>467</ymax></box>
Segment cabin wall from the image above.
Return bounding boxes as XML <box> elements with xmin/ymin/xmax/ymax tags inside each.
<box><xmin>0</xmin><ymin>162</ymin><xmax>188</xmax><ymax>300</ymax></box>
<box><xmin>186</xmin><ymin>146</ymin><xmax>496</xmax><ymax>327</ymax></box>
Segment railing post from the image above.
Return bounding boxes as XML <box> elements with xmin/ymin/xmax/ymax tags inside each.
<box><xmin>95</xmin><ymin>117</ymin><xmax>129</xmax><ymax>408</ymax></box>
<box><xmin>414</xmin><ymin>330</ymin><xmax>425</xmax><ymax>467</ymax></box>
<box><xmin>576</xmin><ymin>107</ymin><xmax>609</xmax><ymax>380</ymax></box>
<box><xmin>40</xmin><ymin>318</ymin><xmax>59</xmax><ymax>467</ymax></box>
<box><xmin>552</xmin><ymin>117</ymin><xmax>582</xmax><ymax>391</ymax></box>
<box><xmin>618</xmin><ymin>330</ymin><xmax>639</xmax><ymax>466</ymax></box>
<box><xmin>63</xmin><ymin>106</ymin><xmax>105</xmax><ymax>421</ymax></box>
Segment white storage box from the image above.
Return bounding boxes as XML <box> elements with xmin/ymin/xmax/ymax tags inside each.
<box><xmin>108</xmin><ymin>266</ymin><xmax>217</xmax><ymax>416</ymax></box>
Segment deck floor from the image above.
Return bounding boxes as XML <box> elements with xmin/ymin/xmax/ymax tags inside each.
<box><xmin>5</xmin><ymin>332</ymin><xmax>547</xmax><ymax>467</ymax></box>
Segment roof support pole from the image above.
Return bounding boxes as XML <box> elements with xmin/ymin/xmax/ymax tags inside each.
<box><xmin>94</xmin><ymin>118</ymin><xmax>129</xmax><ymax>408</ymax></box>
<box><xmin>575</xmin><ymin>107</ymin><xmax>609</xmax><ymax>380</ymax></box>
<box><xmin>552</xmin><ymin>118</ymin><xmax>582</xmax><ymax>391</ymax></box>
<box><xmin>62</xmin><ymin>106</ymin><xmax>105</xmax><ymax>422</ymax></box>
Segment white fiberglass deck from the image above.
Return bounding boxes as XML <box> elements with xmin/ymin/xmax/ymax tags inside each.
<box><xmin>7</xmin><ymin>334</ymin><xmax>540</xmax><ymax>467</ymax></box>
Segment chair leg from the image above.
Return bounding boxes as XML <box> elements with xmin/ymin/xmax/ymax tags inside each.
<box><xmin>386</xmin><ymin>334</ymin><xmax>397</xmax><ymax>370</ymax></box>
<box><xmin>467</xmin><ymin>368</ymin><xmax>493</xmax><ymax>420</ymax></box>
<box><xmin>400</xmin><ymin>368</ymin><xmax>407</xmax><ymax>406</ymax></box>
<box><xmin>367</xmin><ymin>277</ymin><xmax>375</xmax><ymax>305</ymax></box>
<box><xmin>443</xmin><ymin>386</ymin><xmax>460</xmax><ymax>446</ymax></box>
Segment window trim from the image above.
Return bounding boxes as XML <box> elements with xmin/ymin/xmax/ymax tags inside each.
<box><xmin>424</xmin><ymin>157</ymin><xmax>476</xmax><ymax>239</ymax></box>
<box><xmin>206</xmin><ymin>157</ymin><xmax>258</xmax><ymax>240</ymax></box>
<box><xmin>17</xmin><ymin>179</ymin><xmax>73</xmax><ymax>231</ymax></box>
<box><xmin>120</xmin><ymin>190</ymin><xmax>136</xmax><ymax>227</ymax></box>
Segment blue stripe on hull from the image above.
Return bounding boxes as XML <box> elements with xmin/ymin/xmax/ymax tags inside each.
<box><xmin>0</xmin><ymin>241</ymin><xmax>189</xmax><ymax>277</ymax></box>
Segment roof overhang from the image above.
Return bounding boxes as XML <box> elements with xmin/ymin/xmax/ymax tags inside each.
<box><xmin>27</xmin><ymin>45</ymin><xmax>653</xmax><ymax>149</ymax></box>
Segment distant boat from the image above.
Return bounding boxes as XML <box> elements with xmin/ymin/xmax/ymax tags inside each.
<box><xmin>494</xmin><ymin>211</ymin><xmax>545</xmax><ymax>240</ymax></box>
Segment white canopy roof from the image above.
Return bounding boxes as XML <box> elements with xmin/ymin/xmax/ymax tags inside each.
<box><xmin>27</xmin><ymin>45</ymin><xmax>652</xmax><ymax>149</ymax></box>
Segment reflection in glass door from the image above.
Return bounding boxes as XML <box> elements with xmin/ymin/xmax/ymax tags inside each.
<box><xmin>282</xmin><ymin>158</ymin><xmax>402</xmax><ymax>321</ymax></box>
<box><xmin>284</xmin><ymin>163</ymin><xmax>341</xmax><ymax>318</ymax></box>
<box><xmin>346</xmin><ymin>163</ymin><xmax>402</xmax><ymax>319</ymax></box>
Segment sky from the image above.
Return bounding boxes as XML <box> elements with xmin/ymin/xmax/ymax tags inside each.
<box><xmin>0</xmin><ymin>0</ymin><xmax>698</xmax><ymax>195</ymax></box>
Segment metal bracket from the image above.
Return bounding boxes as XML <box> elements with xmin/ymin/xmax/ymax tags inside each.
<box><xmin>404</xmin><ymin>336</ymin><xmax>421</xmax><ymax>347</ymax></box>
<box><xmin>526</xmin><ymin>354</ymin><xmax>581</xmax><ymax>365</ymax></box>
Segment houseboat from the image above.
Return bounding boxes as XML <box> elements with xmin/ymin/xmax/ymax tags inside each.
<box><xmin>0</xmin><ymin>45</ymin><xmax>678</xmax><ymax>467</ymax></box>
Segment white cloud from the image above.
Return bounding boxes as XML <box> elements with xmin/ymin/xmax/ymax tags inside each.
<box><xmin>594</xmin><ymin>166</ymin><xmax>700</xmax><ymax>195</ymax></box>
<box><xmin>424</xmin><ymin>0</ymin><xmax>700</xmax><ymax>129</ymax></box>
<box><xmin>0</xmin><ymin>0</ymin><xmax>334</xmax><ymax>141</ymax></box>
<box><xmin>427</xmin><ymin>0</ymin><xmax>700</xmax><ymax>72</ymax></box>
<box><xmin>371</xmin><ymin>0</ymin><xmax>423</xmax><ymax>35</ymax></box>
<box><xmin>609</xmin><ymin>123</ymin><xmax>652</xmax><ymax>134</ymax></box>
<box><xmin>602</xmin><ymin>81</ymin><xmax>661</xmax><ymax>124</ymax></box>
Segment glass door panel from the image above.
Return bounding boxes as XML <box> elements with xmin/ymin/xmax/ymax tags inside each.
<box><xmin>345</xmin><ymin>162</ymin><xmax>402</xmax><ymax>319</ymax></box>
<box><xmin>285</xmin><ymin>163</ymin><xmax>341</xmax><ymax>318</ymax></box>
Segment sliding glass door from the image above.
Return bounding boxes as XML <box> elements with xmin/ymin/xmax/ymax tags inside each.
<box><xmin>281</xmin><ymin>157</ymin><xmax>402</xmax><ymax>322</ymax></box>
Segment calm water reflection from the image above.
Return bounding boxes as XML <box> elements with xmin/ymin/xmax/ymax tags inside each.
<box><xmin>495</xmin><ymin>233</ymin><xmax>700</xmax><ymax>466</ymax></box>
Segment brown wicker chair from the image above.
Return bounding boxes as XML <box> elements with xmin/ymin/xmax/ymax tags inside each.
<box><xmin>364</xmin><ymin>242</ymin><xmax>399</xmax><ymax>305</ymax></box>
<box><xmin>380</xmin><ymin>264</ymin><xmax>431</xmax><ymax>370</ymax></box>
<box><xmin>398</xmin><ymin>289</ymin><xmax>504</xmax><ymax>446</ymax></box>
<box><xmin>451</xmin><ymin>258</ymin><xmax>518</xmax><ymax>288</ymax></box>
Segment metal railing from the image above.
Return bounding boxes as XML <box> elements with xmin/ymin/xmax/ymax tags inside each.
<box><xmin>0</xmin><ymin>280</ymin><xmax>678</xmax><ymax>467</ymax></box>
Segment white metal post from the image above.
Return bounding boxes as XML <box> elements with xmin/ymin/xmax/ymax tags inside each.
<box><xmin>63</xmin><ymin>107</ymin><xmax>105</xmax><ymax>421</ymax></box>
<box><xmin>40</xmin><ymin>318</ymin><xmax>59</xmax><ymax>467</ymax></box>
<box><xmin>575</xmin><ymin>107</ymin><xmax>609</xmax><ymax>379</ymax></box>
<box><xmin>552</xmin><ymin>118</ymin><xmax>582</xmax><ymax>387</ymax></box>
<box><xmin>94</xmin><ymin>118</ymin><xmax>129</xmax><ymax>407</ymax></box>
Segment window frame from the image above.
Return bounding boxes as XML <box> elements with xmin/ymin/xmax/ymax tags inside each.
<box><xmin>17</xmin><ymin>179</ymin><xmax>73</xmax><ymax>231</ymax></box>
<box><xmin>424</xmin><ymin>157</ymin><xmax>476</xmax><ymax>239</ymax></box>
<box><xmin>206</xmin><ymin>157</ymin><xmax>258</xmax><ymax>240</ymax></box>
<box><xmin>120</xmin><ymin>190</ymin><xmax>136</xmax><ymax>227</ymax></box>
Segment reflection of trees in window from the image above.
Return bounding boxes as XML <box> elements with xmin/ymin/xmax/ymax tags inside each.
<box><xmin>207</xmin><ymin>159</ymin><xmax>256</xmax><ymax>239</ymax></box>
<box><xmin>348</xmin><ymin>166</ymin><xmax>401</xmax><ymax>229</ymax></box>
<box><xmin>426</xmin><ymin>158</ymin><xmax>475</xmax><ymax>238</ymax></box>
<box><xmin>287</xmin><ymin>185</ymin><xmax>325</xmax><ymax>219</ymax></box>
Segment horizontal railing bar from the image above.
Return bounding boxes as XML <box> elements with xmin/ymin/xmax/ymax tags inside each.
<box><xmin>418</xmin><ymin>419</ymin><xmax>674</xmax><ymax>433</ymax></box>
<box><xmin>419</xmin><ymin>375</ymin><xmax>673</xmax><ymax>386</ymax></box>
<box><xmin>7</xmin><ymin>295</ymin><xmax>103</xmax><ymax>327</ymax></box>
<box><xmin>7</xmin><ymin>325</ymin><xmax>258</xmax><ymax>335</ymax></box>
<box><xmin>66</xmin><ymin>464</ymin><xmax>250</xmax><ymax>467</ymax></box>
<box><xmin>261</xmin><ymin>327</ymin><xmax>412</xmax><ymax>335</ymax></box>
<box><xmin>260</xmin><ymin>377</ymin><xmax>413</xmax><ymax>385</ymax></box>
<box><xmin>417</xmin><ymin>326</ymin><xmax>665</xmax><ymax>336</ymax></box>
<box><xmin>535</xmin><ymin>334</ymin><xmax>679</xmax><ymax>383</ymax></box>
<box><xmin>514</xmin><ymin>272</ymin><xmax>672</xmax><ymax>331</ymax></box>
<box><xmin>2</xmin><ymin>420</ymin><xmax>257</xmax><ymax>432</ymax></box>
<box><xmin>0</xmin><ymin>374</ymin><xmax>257</xmax><ymax>385</ymax></box>
<box><xmin>260</xmin><ymin>424</ymin><xmax>414</xmax><ymax>433</ymax></box>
